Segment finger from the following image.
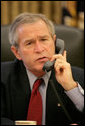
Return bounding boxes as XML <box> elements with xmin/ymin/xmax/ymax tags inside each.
<box><xmin>63</xmin><ymin>50</ymin><xmax>67</xmax><ymax>60</ymax></box>
<box><xmin>54</xmin><ymin>59</ymin><xmax>63</xmax><ymax>68</ymax></box>
<box><xmin>55</xmin><ymin>64</ymin><xmax>61</xmax><ymax>74</ymax></box>
<box><xmin>54</xmin><ymin>62</ymin><xmax>65</xmax><ymax>74</ymax></box>
<box><xmin>50</xmin><ymin>54</ymin><xmax>65</xmax><ymax>62</ymax></box>
<box><xmin>55</xmin><ymin>58</ymin><xmax>66</xmax><ymax>63</ymax></box>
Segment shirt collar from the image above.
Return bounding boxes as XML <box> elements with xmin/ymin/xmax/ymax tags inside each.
<box><xmin>26</xmin><ymin>69</ymin><xmax>51</xmax><ymax>90</ymax></box>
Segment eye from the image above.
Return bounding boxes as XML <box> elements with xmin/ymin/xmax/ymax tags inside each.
<box><xmin>25</xmin><ymin>41</ymin><xmax>32</xmax><ymax>46</ymax></box>
<box><xmin>27</xmin><ymin>42</ymin><xmax>31</xmax><ymax>45</ymax></box>
<box><xmin>41</xmin><ymin>38</ymin><xmax>47</xmax><ymax>41</ymax></box>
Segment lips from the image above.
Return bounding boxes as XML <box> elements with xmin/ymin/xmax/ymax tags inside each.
<box><xmin>36</xmin><ymin>57</ymin><xmax>48</xmax><ymax>62</ymax></box>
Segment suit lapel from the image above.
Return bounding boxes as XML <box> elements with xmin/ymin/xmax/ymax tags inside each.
<box><xmin>10</xmin><ymin>60</ymin><xmax>31</xmax><ymax>120</ymax></box>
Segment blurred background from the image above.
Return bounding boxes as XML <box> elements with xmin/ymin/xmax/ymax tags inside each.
<box><xmin>1</xmin><ymin>1</ymin><xmax>84</xmax><ymax>30</ymax></box>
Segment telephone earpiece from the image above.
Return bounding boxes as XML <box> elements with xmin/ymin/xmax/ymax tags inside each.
<box><xmin>42</xmin><ymin>39</ymin><xmax>65</xmax><ymax>72</ymax></box>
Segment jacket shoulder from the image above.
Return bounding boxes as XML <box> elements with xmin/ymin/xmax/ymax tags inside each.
<box><xmin>1</xmin><ymin>59</ymin><xmax>20</xmax><ymax>83</ymax></box>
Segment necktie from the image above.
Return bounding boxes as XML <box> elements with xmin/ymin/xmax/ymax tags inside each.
<box><xmin>27</xmin><ymin>79</ymin><xmax>43</xmax><ymax>125</ymax></box>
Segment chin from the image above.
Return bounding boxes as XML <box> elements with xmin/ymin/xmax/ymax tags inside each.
<box><xmin>32</xmin><ymin>68</ymin><xmax>45</xmax><ymax>77</ymax></box>
<box><xmin>33</xmin><ymin>65</ymin><xmax>45</xmax><ymax>76</ymax></box>
<box><xmin>36</xmin><ymin>67</ymin><xmax>43</xmax><ymax>73</ymax></box>
<box><xmin>36</xmin><ymin>63</ymin><xmax>44</xmax><ymax>70</ymax></box>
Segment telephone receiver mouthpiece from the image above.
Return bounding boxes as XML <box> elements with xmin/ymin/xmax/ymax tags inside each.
<box><xmin>43</xmin><ymin>60</ymin><xmax>55</xmax><ymax>72</ymax></box>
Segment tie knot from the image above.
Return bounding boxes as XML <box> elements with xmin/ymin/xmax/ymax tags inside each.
<box><xmin>33</xmin><ymin>79</ymin><xmax>43</xmax><ymax>92</ymax></box>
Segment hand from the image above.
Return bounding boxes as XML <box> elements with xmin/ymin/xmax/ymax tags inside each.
<box><xmin>51</xmin><ymin>50</ymin><xmax>78</xmax><ymax>91</ymax></box>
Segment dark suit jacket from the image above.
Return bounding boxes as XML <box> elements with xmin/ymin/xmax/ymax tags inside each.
<box><xmin>1</xmin><ymin>59</ymin><xmax>84</xmax><ymax>125</ymax></box>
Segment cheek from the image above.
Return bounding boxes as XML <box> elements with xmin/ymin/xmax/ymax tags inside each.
<box><xmin>19</xmin><ymin>48</ymin><xmax>33</xmax><ymax>63</ymax></box>
<box><xmin>47</xmin><ymin>42</ymin><xmax>55</xmax><ymax>54</ymax></box>
<box><xmin>21</xmin><ymin>51</ymin><xmax>35</xmax><ymax>69</ymax></box>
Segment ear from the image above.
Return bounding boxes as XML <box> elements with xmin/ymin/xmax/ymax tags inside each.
<box><xmin>11</xmin><ymin>46</ymin><xmax>22</xmax><ymax>60</ymax></box>
<box><xmin>52</xmin><ymin>34</ymin><xmax>56</xmax><ymax>48</ymax></box>
<box><xmin>53</xmin><ymin>34</ymin><xmax>56</xmax><ymax>43</ymax></box>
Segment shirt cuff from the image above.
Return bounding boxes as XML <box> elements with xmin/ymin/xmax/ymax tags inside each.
<box><xmin>65</xmin><ymin>83</ymin><xmax>84</xmax><ymax>112</ymax></box>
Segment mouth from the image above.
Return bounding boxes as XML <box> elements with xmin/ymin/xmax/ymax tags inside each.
<box><xmin>36</xmin><ymin>57</ymin><xmax>49</xmax><ymax>62</ymax></box>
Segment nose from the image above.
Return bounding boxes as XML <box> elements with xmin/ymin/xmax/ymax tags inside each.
<box><xmin>34</xmin><ymin>41</ymin><xmax>44</xmax><ymax>53</ymax></box>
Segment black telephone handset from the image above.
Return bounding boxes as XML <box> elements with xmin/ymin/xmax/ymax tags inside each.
<box><xmin>43</xmin><ymin>39</ymin><xmax>65</xmax><ymax>72</ymax></box>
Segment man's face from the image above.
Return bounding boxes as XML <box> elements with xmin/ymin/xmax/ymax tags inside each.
<box><xmin>11</xmin><ymin>20</ymin><xmax>56</xmax><ymax>77</ymax></box>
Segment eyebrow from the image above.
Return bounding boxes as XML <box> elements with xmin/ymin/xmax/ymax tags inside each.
<box><xmin>23</xmin><ymin>35</ymin><xmax>50</xmax><ymax>43</ymax></box>
<box><xmin>38</xmin><ymin>35</ymin><xmax>50</xmax><ymax>38</ymax></box>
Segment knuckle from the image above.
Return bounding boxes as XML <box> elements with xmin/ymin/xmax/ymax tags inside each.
<box><xmin>67</xmin><ymin>62</ymin><xmax>70</xmax><ymax>67</ymax></box>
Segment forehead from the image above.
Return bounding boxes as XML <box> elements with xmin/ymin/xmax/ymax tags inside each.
<box><xmin>16</xmin><ymin>20</ymin><xmax>50</xmax><ymax>35</ymax></box>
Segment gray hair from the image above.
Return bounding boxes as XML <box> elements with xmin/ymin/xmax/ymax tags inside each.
<box><xmin>9</xmin><ymin>12</ymin><xmax>55</xmax><ymax>47</ymax></box>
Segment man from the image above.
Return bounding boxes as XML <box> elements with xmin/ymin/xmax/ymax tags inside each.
<box><xmin>1</xmin><ymin>13</ymin><xmax>84</xmax><ymax>125</ymax></box>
